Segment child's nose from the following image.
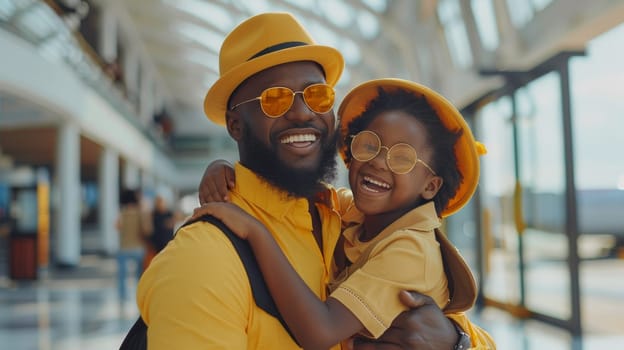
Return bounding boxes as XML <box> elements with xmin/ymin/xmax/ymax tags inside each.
<box><xmin>369</xmin><ymin>148</ymin><xmax>390</xmax><ymax>171</ymax></box>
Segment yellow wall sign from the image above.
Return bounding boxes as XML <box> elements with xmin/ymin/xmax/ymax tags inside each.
<box><xmin>37</xmin><ymin>182</ymin><xmax>49</xmax><ymax>268</ymax></box>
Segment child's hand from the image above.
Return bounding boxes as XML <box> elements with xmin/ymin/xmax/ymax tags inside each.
<box><xmin>191</xmin><ymin>202</ymin><xmax>264</xmax><ymax>240</ymax></box>
<box><xmin>198</xmin><ymin>160</ymin><xmax>235</xmax><ymax>204</ymax></box>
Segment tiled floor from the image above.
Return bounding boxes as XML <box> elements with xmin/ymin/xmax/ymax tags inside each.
<box><xmin>0</xmin><ymin>254</ymin><xmax>622</xmax><ymax>350</ymax></box>
<box><xmin>0</xmin><ymin>255</ymin><xmax>137</xmax><ymax>350</ymax></box>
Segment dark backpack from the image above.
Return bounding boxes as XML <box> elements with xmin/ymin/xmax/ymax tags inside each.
<box><xmin>119</xmin><ymin>215</ymin><xmax>297</xmax><ymax>349</ymax></box>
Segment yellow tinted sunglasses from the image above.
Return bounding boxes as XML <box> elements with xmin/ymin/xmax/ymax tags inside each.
<box><xmin>230</xmin><ymin>83</ymin><xmax>335</xmax><ymax>118</ymax></box>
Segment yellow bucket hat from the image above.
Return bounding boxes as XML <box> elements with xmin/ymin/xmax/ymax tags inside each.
<box><xmin>338</xmin><ymin>78</ymin><xmax>486</xmax><ymax>217</ymax></box>
<box><xmin>204</xmin><ymin>12</ymin><xmax>344</xmax><ymax>125</ymax></box>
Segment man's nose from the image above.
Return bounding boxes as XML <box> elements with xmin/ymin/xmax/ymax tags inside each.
<box><xmin>283</xmin><ymin>94</ymin><xmax>315</xmax><ymax>122</ymax></box>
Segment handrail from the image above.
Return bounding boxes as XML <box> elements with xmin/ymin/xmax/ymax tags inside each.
<box><xmin>514</xmin><ymin>180</ymin><xmax>527</xmax><ymax>235</ymax></box>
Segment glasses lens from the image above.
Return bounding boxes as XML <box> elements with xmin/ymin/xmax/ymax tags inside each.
<box><xmin>303</xmin><ymin>84</ymin><xmax>335</xmax><ymax>114</ymax></box>
<box><xmin>261</xmin><ymin>87</ymin><xmax>295</xmax><ymax>117</ymax></box>
<box><xmin>388</xmin><ymin>144</ymin><xmax>417</xmax><ymax>174</ymax></box>
<box><xmin>351</xmin><ymin>131</ymin><xmax>380</xmax><ymax>162</ymax></box>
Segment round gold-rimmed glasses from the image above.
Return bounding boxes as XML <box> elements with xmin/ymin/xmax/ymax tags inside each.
<box><xmin>349</xmin><ymin>130</ymin><xmax>437</xmax><ymax>175</ymax></box>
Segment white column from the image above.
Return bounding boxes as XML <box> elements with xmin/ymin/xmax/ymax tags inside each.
<box><xmin>98</xmin><ymin>147</ymin><xmax>119</xmax><ymax>255</ymax></box>
<box><xmin>492</xmin><ymin>0</ymin><xmax>521</xmax><ymax>60</ymax></box>
<box><xmin>141</xmin><ymin>170</ymin><xmax>156</xmax><ymax>207</ymax></box>
<box><xmin>99</xmin><ymin>5</ymin><xmax>117</xmax><ymax>63</ymax></box>
<box><xmin>139</xmin><ymin>69</ymin><xmax>153</xmax><ymax>125</ymax></box>
<box><xmin>54</xmin><ymin>123</ymin><xmax>81</xmax><ymax>266</ymax></box>
<box><xmin>123</xmin><ymin>48</ymin><xmax>140</xmax><ymax>102</ymax></box>
<box><xmin>122</xmin><ymin>161</ymin><xmax>140</xmax><ymax>190</ymax></box>
<box><xmin>141</xmin><ymin>170</ymin><xmax>155</xmax><ymax>192</ymax></box>
<box><xmin>459</xmin><ymin>0</ymin><xmax>484</xmax><ymax>67</ymax></box>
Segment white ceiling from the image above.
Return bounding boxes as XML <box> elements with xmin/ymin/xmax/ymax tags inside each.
<box><xmin>2</xmin><ymin>0</ymin><xmax>624</xmax><ymax>160</ymax></box>
<box><xmin>116</xmin><ymin>0</ymin><xmax>425</xmax><ymax>141</ymax></box>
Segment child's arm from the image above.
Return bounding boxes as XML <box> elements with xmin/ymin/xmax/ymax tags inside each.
<box><xmin>198</xmin><ymin>202</ymin><xmax>364</xmax><ymax>350</ymax></box>
<box><xmin>197</xmin><ymin>161</ymin><xmax>362</xmax><ymax>229</ymax></box>
<box><xmin>198</xmin><ymin>159</ymin><xmax>236</xmax><ymax>203</ymax></box>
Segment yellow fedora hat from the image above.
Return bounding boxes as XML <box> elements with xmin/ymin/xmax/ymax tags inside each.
<box><xmin>338</xmin><ymin>78</ymin><xmax>487</xmax><ymax>217</ymax></box>
<box><xmin>204</xmin><ymin>12</ymin><xmax>344</xmax><ymax>125</ymax></box>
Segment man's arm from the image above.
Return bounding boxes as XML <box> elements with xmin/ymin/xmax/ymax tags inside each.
<box><xmin>137</xmin><ymin>222</ymin><xmax>250</xmax><ymax>349</ymax></box>
<box><xmin>447</xmin><ymin>312</ymin><xmax>496</xmax><ymax>349</ymax></box>
<box><xmin>349</xmin><ymin>292</ymin><xmax>495</xmax><ymax>350</ymax></box>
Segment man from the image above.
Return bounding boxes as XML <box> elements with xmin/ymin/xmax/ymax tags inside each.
<box><xmin>137</xmin><ymin>12</ymin><xmax>494</xmax><ymax>349</ymax></box>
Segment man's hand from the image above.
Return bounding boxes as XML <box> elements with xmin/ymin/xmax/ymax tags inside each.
<box><xmin>349</xmin><ymin>291</ymin><xmax>458</xmax><ymax>350</ymax></box>
<box><xmin>198</xmin><ymin>160</ymin><xmax>236</xmax><ymax>204</ymax></box>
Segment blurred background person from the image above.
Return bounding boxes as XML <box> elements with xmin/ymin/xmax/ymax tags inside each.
<box><xmin>116</xmin><ymin>188</ymin><xmax>149</xmax><ymax>303</ymax></box>
<box><xmin>143</xmin><ymin>194</ymin><xmax>175</xmax><ymax>269</ymax></box>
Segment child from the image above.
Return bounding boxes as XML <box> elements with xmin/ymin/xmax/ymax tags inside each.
<box><xmin>194</xmin><ymin>78</ymin><xmax>486</xmax><ymax>349</ymax></box>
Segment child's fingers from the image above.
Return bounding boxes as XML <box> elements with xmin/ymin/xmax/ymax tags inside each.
<box><xmin>225</xmin><ymin>167</ymin><xmax>236</xmax><ymax>190</ymax></box>
<box><xmin>199</xmin><ymin>180</ymin><xmax>227</xmax><ymax>204</ymax></box>
<box><xmin>198</xmin><ymin>161</ymin><xmax>234</xmax><ymax>203</ymax></box>
<box><xmin>191</xmin><ymin>205</ymin><xmax>211</xmax><ymax>220</ymax></box>
<box><xmin>209</xmin><ymin>179</ymin><xmax>227</xmax><ymax>203</ymax></box>
<box><xmin>218</xmin><ymin>167</ymin><xmax>236</xmax><ymax>201</ymax></box>
<box><xmin>198</xmin><ymin>187</ymin><xmax>213</xmax><ymax>205</ymax></box>
<box><xmin>198</xmin><ymin>183</ymin><xmax>209</xmax><ymax>205</ymax></box>
<box><xmin>192</xmin><ymin>203</ymin><xmax>228</xmax><ymax>219</ymax></box>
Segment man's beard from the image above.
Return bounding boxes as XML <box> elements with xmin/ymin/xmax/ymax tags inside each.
<box><xmin>241</xmin><ymin>124</ymin><xmax>338</xmax><ymax>198</ymax></box>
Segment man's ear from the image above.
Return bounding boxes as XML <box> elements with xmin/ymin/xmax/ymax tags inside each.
<box><xmin>422</xmin><ymin>176</ymin><xmax>443</xmax><ymax>200</ymax></box>
<box><xmin>226</xmin><ymin>111</ymin><xmax>243</xmax><ymax>141</ymax></box>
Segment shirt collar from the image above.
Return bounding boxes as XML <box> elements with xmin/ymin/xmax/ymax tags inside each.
<box><xmin>343</xmin><ymin>201</ymin><xmax>441</xmax><ymax>249</ymax></box>
<box><xmin>382</xmin><ymin>201</ymin><xmax>441</xmax><ymax>234</ymax></box>
<box><xmin>233</xmin><ymin>162</ymin><xmax>336</xmax><ymax>220</ymax></box>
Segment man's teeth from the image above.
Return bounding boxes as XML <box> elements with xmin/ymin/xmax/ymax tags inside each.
<box><xmin>280</xmin><ymin>134</ymin><xmax>317</xmax><ymax>144</ymax></box>
<box><xmin>364</xmin><ymin>176</ymin><xmax>390</xmax><ymax>189</ymax></box>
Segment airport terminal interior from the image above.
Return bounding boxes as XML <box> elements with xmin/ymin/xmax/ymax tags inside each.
<box><xmin>1</xmin><ymin>0</ymin><xmax>623</xmax><ymax>349</ymax></box>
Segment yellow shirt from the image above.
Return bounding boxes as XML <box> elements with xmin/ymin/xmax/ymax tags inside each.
<box><xmin>329</xmin><ymin>202</ymin><xmax>449</xmax><ymax>338</ymax></box>
<box><xmin>137</xmin><ymin>163</ymin><xmax>344</xmax><ymax>349</ymax></box>
<box><xmin>332</xmin><ymin>188</ymin><xmax>496</xmax><ymax>350</ymax></box>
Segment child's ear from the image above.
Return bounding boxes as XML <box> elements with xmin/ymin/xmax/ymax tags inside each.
<box><xmin>225</xmin><ymin>111</ymin><xmax>242</xmax><ymax>141</ymax></box>
<box><xmin>422</xmin><ymin>176</ymin><xmax>443</xmax><ymax>200</ymax></box>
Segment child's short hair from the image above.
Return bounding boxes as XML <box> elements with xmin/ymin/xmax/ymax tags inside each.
<box><xmin>342</xmin><ymin>87</ymin><xmax>462</xmax><ymax>214</ymax></box>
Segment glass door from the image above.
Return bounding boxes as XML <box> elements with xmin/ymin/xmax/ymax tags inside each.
<box><xmin>477</xmin><ymin>95</ymin><xmax>526</xmax><ymax>316</ymax></box>
<box><xmin>516</xmin><ymin>73</ymin><xmax>572</xmax><ymax>323</ymax></box>
<box><xmin>475</xmin><ymin>59</ymin><xmax>582</xmax><ymax>333</ymax></box>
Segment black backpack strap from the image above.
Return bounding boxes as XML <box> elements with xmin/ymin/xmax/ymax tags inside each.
<box><xmin>184</xmin><ymin>215</ymin><xmax>299</xmax><ymax>345</ymax></box>
<box><xmin>119</xmin><ymin>215</ymin><xmax>299</xmax><ymax>349</ymax></box>
<box><xmin>119</xmin><ymin>317</ymin><xmax>147</xmax><ymax>350</ymax></box>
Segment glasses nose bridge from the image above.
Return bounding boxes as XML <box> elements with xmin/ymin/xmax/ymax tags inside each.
<box><xmin>369</xmin><ymin>144</ymin><xmax>391</xmax><ymax>169</ymax></box>
<box><xmin>377</xmin><ymin>144</ymin><xmax>391</xmax><ymax>159</ymax></box>
<box><xmin>291</xmin><ymin>89</ymin><xmax>308</xmax><ymax>106</ymax></box>
<box><xmin>284</xmin><ymin>89</ymin><xmax>314</xmax><ymax>118</ymax></box>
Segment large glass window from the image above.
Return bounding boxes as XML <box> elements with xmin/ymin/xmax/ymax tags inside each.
<box><xmin>505</xmin><ymin>0</ymin><xmax>554</xmax><ymax>28</ymax></box>
<box><xmin>478</xmin><ymin>72</ymin><xmax>573</xmax><ymax>321</ymax></box>
<box><xmin>470</xmin><ymin>0</ymin><xmax>499</xmax><ymax>51</ymax></box>
<box><xmin>437</xmin><ymin>0</ymin><xmax>473</xmax><ymax>68</ymax></box>
<box><xmin>516</xmin><ymin>73</ymin><xmax>571</xmax><ymax>319</ymax></box>
<box><xmin>571</xmin><ymin>22</ymin><xmax>624</xmax><ymax>333</ymax></box>
<box><xmin>478</xmin><ymin>96</ymin><xmax>522</xmax><ymax>305</ymax></box>
<box><xmin>571</xmin><ymin>23</ymin><xmax>624</xmax><ymax>191</ymax></box>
